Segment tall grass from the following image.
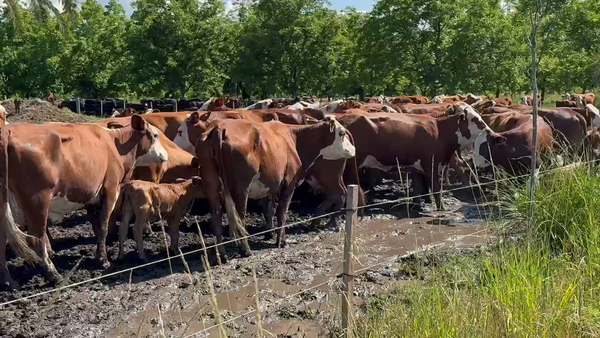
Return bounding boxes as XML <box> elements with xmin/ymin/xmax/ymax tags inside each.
<box><xmin>353</xmin><ymin>164</ymin><xmax>600</xmax><ymax>337</ymax></box>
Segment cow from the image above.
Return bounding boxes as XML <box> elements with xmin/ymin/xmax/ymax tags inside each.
<box><xmin>0</xmin><ymin>115</ymin><xmax>168</xmax><ymax>288</ymax></box>
<box><xmin>571</xmin><ymin>93</ymin><xmax>596</xmax><ymax>106</ymax></box>
<box><xmin>556</xmin><ymin>100</ymin><xmax>577</xmax><ymax>108</ymax></box>
<box><xmin>190</xmin><ymin>116</ymin><xmax>356</xmax><ymax>258</ymax></box>
<box><xmin>360</xmin><ymin>103</ymin><xmax>400</xmax><ymax>114</ymax></box>
<box><xmin>111</xmin><ymin>108</ymin><xmax>137</xmax><ymax>118</ymax></box>
<box><xmin>116</xmin><ymin>177</ymin><xmax>204</xmax><ymax>261</ymax></box>
<box><xmin>536</xmin><ymin>109</ymin><xmax>587</xmax><ymax>148</ymax></box>
<box><xmin>390</xmin><ymin>96</ymin><xmax>430</xmax><ymax>104</ymax></box>
<box><xmin>173</xmin><ymin>110</ymin><xmax>279</xmax><ymax>154</ymax></box>
<box><xmin>245</xmin><ymin>99</ymin><xmax>273</xmax><ymax>110</ymax></box>
<box><xmin>474</xmin><ymin>112</ymin><xmax>553</xmax><ymax>175</ymax></box>
<box><xmin>581</xmin><ymin>128</ymin><xmax>600</xmax><ymax>161</ymax></box>
<box><xmin>560</xmin><ymin>101</ymin><xmax>600</xmax><ymax>129</ymax></box>
<box><xmin>493</xmin><ymin>97</ymin><xmax>513</xmax><ymax>106</ymax></box>
<box><xmin>199</xmin><ymin>98</ymin><xmax>230</xmax><ymax>111</ymax></box>
<box><xmin>396</xmin><ymin>103</ymin><xmax>452</xmax><ymax>116</ymax></box>
<box><xmin>338</xmin><ymin>102</ymin><xmax>497</xmax><ymax>210</ymax></box>
<box><xmin>433</xmin><ymin>95</ymin><xmax>461</xmax><ymax>104</ymax></box>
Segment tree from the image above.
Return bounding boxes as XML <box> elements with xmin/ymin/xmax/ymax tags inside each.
<box><xmin>60</xmin><ymin>0</ymin><xmax>130</xmax><ymax>98</ymax></box>
<box><xmin>128</xmin><ymin>0</ymin><xmax>234</xmax><ymax>98</ymax></box>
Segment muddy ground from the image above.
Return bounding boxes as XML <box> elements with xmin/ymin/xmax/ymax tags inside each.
<box><xmin>0</xmin><ymin>177</ymin><xmax>500</xmax><ymax>338</ymax></box>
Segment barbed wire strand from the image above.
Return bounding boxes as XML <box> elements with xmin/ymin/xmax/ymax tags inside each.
<box><xmin>0</xmin><ymin>158</ymin><xmax>594</xmax><ymax>307</ymax></box>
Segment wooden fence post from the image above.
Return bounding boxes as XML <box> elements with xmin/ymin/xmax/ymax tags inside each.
<box><xmin>342</xmin><ymin>184</ymin><xmax>358</xmax><ymax>338</ymax></box>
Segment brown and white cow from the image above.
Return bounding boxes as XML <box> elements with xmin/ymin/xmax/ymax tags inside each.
<box><xmin>192</xmin><ymin>117</ymin><xmax>356</xmax><ymax>257</ymax></box>
<box><xmin>474</xmin><ymin>112</ymin><xmax>553</xmax><ymax>174</ymax></box>
<box><xmin>199</xmin><ymin>98</ymin><xmax>231</xmax><ymax>111</ymax></box>
<box><xmin>0</xmin><ymin>105</ymin><xmax>7</xmax><ymax>126</ymax></box>
<box><xmin>0</xmin><ymin>115</ymin><xmax>168</xmax><ymax>288</ymax></box>
<box><xmin>117</xmin><ymin>177</ymin><xmax>204</xmax><ymax>261</ymax></box>
<box><xmin>338</xmin><ymin>102</ymin><xmax>497</xmax><ymax>210</ymax></box>
<box><xmin>571</xmin><ymin>93</ymin><xmax>596</xmax><ymax>106</ymax></box>
<box><xmin>245</xmin><ymin>99</ymin><xmax>273</xmax><ymax>110</ymax></box>
<box><xmin>397</xmin><ymin>103</ymin><xmax>452</xmax><ymax>116</ymax></box>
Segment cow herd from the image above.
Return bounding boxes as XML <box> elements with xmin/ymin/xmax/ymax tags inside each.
<box><xmin>0</xmin><ymin>92</ymin><xmax>599</xmax><ymax>290</ymax></box>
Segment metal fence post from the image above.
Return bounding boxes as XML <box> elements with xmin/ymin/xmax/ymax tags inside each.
<box><xmin>123</xmin><ymin>99</ymin><xmax>126</xmax><ymax>110</ymax></box>
<box><xmin>76</xmin><ymin>98</ymin><xmax>81</xmax><ymax>114</ymax></box>
<box><xmin>175</xmin><ymin>100</ymin><xmax>178</xmax><ymax>112</ymax></box>
<box><xmin>342</xmin><ymin>184</ymin><xmax>358</xmax><ymax>338</ymax></box>
<box><xmin>100</xmin><ymin>100</ymin><xmax>103</xmax><ymax>117</ymax></box>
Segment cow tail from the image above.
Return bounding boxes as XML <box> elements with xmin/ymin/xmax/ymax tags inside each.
<box><xmin>0</xmin><ymin>128</ymin><xmax>39</xmax><ymax>263</ymax></box>
<box><xmin>210</xmin><ymin>128</ymin><xmax>249</xmax><ymax>240</ymax></box>
<box><xmin>342</xmin><ymin>132</ymin><xmax>366</xmax><ymax>215</ymax></box>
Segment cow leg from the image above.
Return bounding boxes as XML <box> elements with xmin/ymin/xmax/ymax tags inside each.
<box><xmin>259</xmin><ymin>197</ymin><xmax>275</xmax><ymax>240</ymax></box>
<box><xmin>0</xmin><ymin>228</ymin><xmax>17</xmax><ymax>289</ymax></box>
<box><xmin>118</xmin><ymin>208</ymin><xmax>133</xmax><ymax>260</ymax></box>
<box><xmin>25</xmin><ymin>192</ymin><xmax>62</xmax><ymax>285</ymax></box>
<box><xmin>411</xmin><ymin>173</ymin><xmax>431</xmax><ymax>205</ymax></box>
<box><xmin>229</xmin><ymin>188</ymin><xmax>251</xmax><ymax>257</ymax></box>
<box><xmin>167</xmin><ymin>217</ymin><xmax>180</xmax><ymax>254</ymax></box>
<box><xmin>275</xmin><ymin>186</ymin><xmax>296</xmax><ymax>248</ymax></box>
<box><xmin>145</xmin><ymin>222</ymin><xmax>154</xmax><ymax>235</ymax></box>
<box><xmin>132</xmin><ymin>212</ymin><xmax>148</xmax><ymax>261</ymax></box>
<box><xmin>94</xmin><ymin>188</ymin><xmax>119</xmax><ymax>269</ymax></box>
<box><xmin>430</xmin><ymin>163</ymin><xmax>445</xmax><ymax>211</ymax></box>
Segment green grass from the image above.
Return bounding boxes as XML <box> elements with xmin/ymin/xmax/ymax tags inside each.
<box><xmin>352</xmin><ymin>164</ymin><xmax>600</xmax><ymax>338</ymax></box>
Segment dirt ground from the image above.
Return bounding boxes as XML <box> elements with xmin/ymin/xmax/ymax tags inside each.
<box><xmin>1</xmin><ymin>99</ymin><xmax>99</xmax><ymax>124</ymax></box>
<box><xmin>0</xmin><ymin>177</ymin><xmax>497</xmax><ymax>338</ymax></box>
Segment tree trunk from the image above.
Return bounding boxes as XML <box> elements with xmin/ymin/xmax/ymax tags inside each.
<box><xmin>541</xmin><ymin>87</ymin><xmax>546</xmax><ymax>104</ymax></box>
<box><xmin>495</xmin><ymin>87</ymin><xmax>500</xmax><ymax>98</ymax></box>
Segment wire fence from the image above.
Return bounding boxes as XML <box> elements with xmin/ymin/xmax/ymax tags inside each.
<box><xmin>1</xmin><ymin>157</ymin><xmax>597</xmax><ymax>336</ymax></box>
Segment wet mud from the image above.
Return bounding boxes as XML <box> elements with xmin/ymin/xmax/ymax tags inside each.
<box><xmin>0</xmin><ymin>178</ymin><xmax>497</xmax><ymax>337</ymax></box>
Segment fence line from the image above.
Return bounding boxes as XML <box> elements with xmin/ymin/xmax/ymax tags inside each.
<box><xmin>0</xmin><ymin>158</ymin><xmax>595</xmax><ymax>308</ymax></box>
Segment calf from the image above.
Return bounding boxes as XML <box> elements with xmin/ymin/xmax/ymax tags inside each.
<box><xmin>193</xmin><ymin>117</ymin><xmax>356</xmax><ymax>257</ymax></box>
<box><xmin>338</xmin><ymin>102</ymin><xmax>497</xmax><ymax>210</ymax></box>
<box><xmin>0</xmin><ymin>115</ymin><xmax>168</xmax><ymax>288</ymax></box>
<box><xmin>117</xmin><ymin>177</ymin><xmax>204</xmax><ymax>260</ymax></box>
<box><xmin>474</xmin><ymin>112</ymin><xmax>553</xmax><ymax>174</ymax></box>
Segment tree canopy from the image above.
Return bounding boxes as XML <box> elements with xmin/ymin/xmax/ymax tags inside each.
<box><xmin>0</xmin><ymin>0</ymin><xmax>597</xmax><ymax>99</ymax></box>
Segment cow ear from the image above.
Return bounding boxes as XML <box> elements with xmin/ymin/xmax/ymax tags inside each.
<box><xmin>175</xmin><ymin>178</ymin><xmax>187</xmax><ymax>183</ymax></box>
<box><xmin>192</xmin><ymin>176</ymin><xmax>202</xmax><ymax>187</ymax></box>
<box><xmin>326</xmin><ymin>117</ymin><xmax>336</xmax><ymax>132</ymax></box>
<box><xmin>189</xmin><ymin>112</ymin><xmax>200</xmax><ymax>125</ymax></box>
<box><xmin>131</xmin><ymin>115</ymin><xmax>146</xmax><ymax>132</ymax></box>
<box><xmin>190</xmin><ymin>157</ymin><xmax>200</xmax><ymax>168</ymax></box>
<box><xmin>199</xmin><ymin>111</ymin><xmax>211</xmax><ymax>122</ymax></box>
<box><xmin>493</xmin><ymin>135</ymin><xmax>506</xmax><ymax>145</ymax></box>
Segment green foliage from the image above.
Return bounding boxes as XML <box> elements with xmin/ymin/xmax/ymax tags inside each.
<box><xmin>2</xmin><ymin>0</ymin><xmax>600</xmax><ymax>99</ymax></box>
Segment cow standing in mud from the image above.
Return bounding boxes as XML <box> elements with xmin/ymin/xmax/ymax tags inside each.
<box><xmin>0</xmin><ymin>115</ymin><xmax>168</xmax><ymax>288</ymax></box>
<box><xmin>191</xmin><ymin>116</ymin><xmax>356</xmax><ymax>259</ymax></box>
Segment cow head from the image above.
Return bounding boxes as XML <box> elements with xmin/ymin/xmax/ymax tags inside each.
<box><xmin>471</xmin><ymin>99</ymin><xmax>495</xmax><ymax>113</ymax></box>
<box><xmin>317</xmin><ymin>116</ymin><xmax>356</xmax><ymax>160</ymax></box>
<box><xmin>474</xmin><ymin>132</ymin><xmax>535</xmax><ymax>174</ymax></box>
<box><xmin>432</xmin><ymin>95</ymin><xmax>444</xmax><ymax>104</ymax></box>
<box><xmin>453</xmin><ymin>102</ymin><xmax>495</xmax><ymax>149</ymax></box>
<box><xmin>174</xmin><ymin>111</ymin><xmax>211</xmax><ymax>154</ymax></box>
<box><xmin>319</xmin><ymin>99</ymin><xmax>344</xmax><ymax>113</ymax></box>
<box><xmin>132</xmin><ymin>115</ymin><xmax>169</xmax><ymax>166</ymax></box>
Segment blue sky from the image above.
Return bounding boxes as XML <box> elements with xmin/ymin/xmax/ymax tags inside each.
<box><xmin>94</xmin><ymin>0</ymin><xmax>375</xmax><ymax>16</ymax></box>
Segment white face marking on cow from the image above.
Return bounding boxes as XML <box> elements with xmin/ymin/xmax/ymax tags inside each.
<box><xmin>432</xmin><ymin>95</ymin><xmax>444</xmax><ymax>104</ymax></box>
<box><xmin>199</xmin><ymin>98</ymin><xmax>213</xmax><ymax>111</ymax></box>
<box><xmin>359</xmin><ymin>155</ymin><xmax>395</xmax><ymax>172</ymax></box>
<box><xmin>248</xmin><ymin>173</ymin><xmax>270</xmax><ymax>199</ymax></box>
<box><xmin>382</xmin><ymin>105</ymin><xmax>399</xmax><ymax>113</ymax></box>
<box><xmin>246</xmin><ymin>99</ymin><xmax>273</xmax><ymax>110</ymax></box>
<box><xmin>318</xmin><ymin>118</ymin><xmax>356</xmax><ymax>160</ymax></box>
<box><xmin>473</xmin><ymin>133</ymin><xmax>491</xmax><ymax>169</ymax></box>
<box><xmin>587</xmin><ymin>104</ymin><xmax>600</xmax><ymax>128</ymax></box>
<box><xmin>454</xmin><ymin>103</ymin><xmax>493</xmax><ymax>149</ymax></box>
<box><xmin>135</xmin><ymin>125</ymin><xmax>169</xmax><ymax>167</ymax></box>
<box><xmin>319</xmin><ymin>99</ymin><xmax>343</xmax><ymax>113</ymax></box>
<box><xmin>174</xmin><ymin>114</ymin><xmax>195</xmax><ymax>154</ymax></box>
